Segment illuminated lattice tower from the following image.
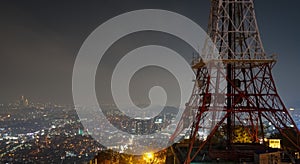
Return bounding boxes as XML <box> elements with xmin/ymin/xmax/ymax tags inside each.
<box><xmin>170</xmin><ymin>0</ymin><xmax>300</xmax><ymax>163</ymax></box>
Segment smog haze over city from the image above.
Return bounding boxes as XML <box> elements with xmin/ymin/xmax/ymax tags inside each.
<box><xmin>1</xmin><ymin>0</ymin><xmax>300</xmax><ymax>107</ymax></box>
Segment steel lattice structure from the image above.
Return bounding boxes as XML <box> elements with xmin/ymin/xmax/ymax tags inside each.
<box><xmin>170</xmin><ymin>0</ymin><xmax>300</xmax><ymax>163</ymax></box>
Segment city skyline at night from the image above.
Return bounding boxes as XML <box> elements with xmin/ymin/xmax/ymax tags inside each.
<box><xmin>1</xmin><ymin>1</ymin><xmax>300</xmax><ymax>163</ymax></box>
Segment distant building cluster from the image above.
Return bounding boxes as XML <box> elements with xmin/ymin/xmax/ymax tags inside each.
<box><xmin>0</xmin><ymin>96</ymin><xmax>299</xmax><ymax>163</ymax></box>
<box><xmin>0</xmin><ymin>96</ymin><xmax>178</xmax><ymax>163</ymax></box>
<box><xmin>0</xmin><ymin>96</ymin><xmax>104</xmax><ymax>163</ymax></box>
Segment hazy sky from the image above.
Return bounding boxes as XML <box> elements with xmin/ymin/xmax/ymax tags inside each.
<box><xmin>0</xmin><ymin>0</ymin><xmax>299</xmax><ymax>108</ymax></box>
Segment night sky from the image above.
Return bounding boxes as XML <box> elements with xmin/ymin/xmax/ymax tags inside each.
<box><xmin>0</xmin><ymin>0</ymin><xmax>299</xmax><ymax>108</ymax></box>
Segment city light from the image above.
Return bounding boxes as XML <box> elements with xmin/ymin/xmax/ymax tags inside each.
<box><xmin>143</xmin><ymin>152</ymin><xmax>154</xmax><ymax>163</ymax></box>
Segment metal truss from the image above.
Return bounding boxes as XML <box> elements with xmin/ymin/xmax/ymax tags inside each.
<box><xmin>170</xmin><ymin>0</ymin><xmax>300</xmax><ymax>163</ymax></box>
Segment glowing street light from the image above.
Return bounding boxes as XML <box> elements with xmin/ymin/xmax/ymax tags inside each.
<box><xmin>143</xmin><ymin>152</ymin><xmax>154</xmax><ymax>163</ymax></box>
